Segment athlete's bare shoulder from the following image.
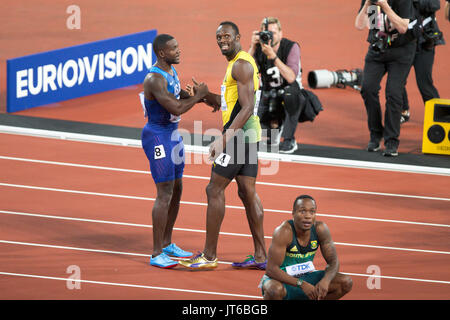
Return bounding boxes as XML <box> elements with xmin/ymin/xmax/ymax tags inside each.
<box><xmin>231</xmin><ymin>58</ymin><xmax>254</xmax><ymax>81</ymax></box>
<box><xmin>314</xmin><ymin>220</ymin><xmax>328</xmax><ymax>233</ymax></box>
<box><xmin>272</xmin><ymin>220</ymin><xmax>294</xmax><ymax>245</ymax></box>
<box><xmin>315</xmin><ymin>220</ymin><xmax>333</xmax><ymax>244</ymax></box>
<box><xmin>143</xmin><ymin>72</ymin><xmax>167</xmax><ymax>100</ymax></box>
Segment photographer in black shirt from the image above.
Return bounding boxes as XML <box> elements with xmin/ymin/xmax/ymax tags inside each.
<box><xmin>249</xmin><ymin>17</ymin><xmax>304</xmax><ymax>154</ymax></box>
<box><xmin>355</xmin><ymin>0</ymin><xmax>416</xmax><ymax>157</ymax></box>
<box><xmin>401</xmin><ymin>0</ymin><xmax>445</xmax><ymax>124</ymax></box>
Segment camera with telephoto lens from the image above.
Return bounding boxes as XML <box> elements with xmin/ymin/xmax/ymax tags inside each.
<box><xmin>308</xmin><ymin>68</ymin><xmax>363</xmax><ymax>91</ymax></box>
<box><xmin>259</xmin><ymin>18</ymin><xmax>273</xmax><ymax>45</ymax></box>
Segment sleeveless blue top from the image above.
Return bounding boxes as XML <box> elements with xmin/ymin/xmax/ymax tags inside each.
<box><xmin>144</xmin><ymin>65</ymin><xmax>181</xmax><ymax>131</ymax></box>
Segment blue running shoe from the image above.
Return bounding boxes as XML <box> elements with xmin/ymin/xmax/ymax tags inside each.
<box><xmin>150</xmin><ymin>253</ymin><xmax>178</xmax><ymax>269</ymax></box>
<box><xmin>163</xmin><ymin>243</ymin><xmax>193</xmax><ymax>258</ymax></box>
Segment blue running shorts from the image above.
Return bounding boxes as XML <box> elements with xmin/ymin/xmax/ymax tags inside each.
<box><xmin>141</xmin><ymin>123</ymin><xmax>185</xmax><ymax>184</ymax></box>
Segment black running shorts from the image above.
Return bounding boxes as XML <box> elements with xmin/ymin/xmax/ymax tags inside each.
<box><xmin>211</xmin><ymin>136</ymin><xmax>258</xmax><ymax>180</ymax></box>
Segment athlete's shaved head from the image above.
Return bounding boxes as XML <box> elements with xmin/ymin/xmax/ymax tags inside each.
<box><xmin>219</xmin><ymin>21</ymin><xmax>240</xmax><ymax>36</ymax></box>
<box><xmin>153</xmin><ymin>34</ymin><xmax>175</xmax><ymax>56</ymax></box>
<box><xmin>293</xmin><ymin>195</ymin><xmax>316</xmax><ymax>211</ymax></box>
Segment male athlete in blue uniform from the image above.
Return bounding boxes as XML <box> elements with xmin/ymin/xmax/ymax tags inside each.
<box><xmin>141</xmin><ymin>34</ymin><xmax>208</xmax><ymax>268</ymax></box>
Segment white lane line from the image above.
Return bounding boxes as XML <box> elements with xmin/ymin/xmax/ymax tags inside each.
<box><xmin>1</xmin><ymin>183</ymin><xmax>449</xmax><ymax>229</ymax></box>
<box><xmin>0</xmin><ymin>239</ymin><xmax>231</xmax><ymax>265</ymax></box>
<box><xmin>339</xmin><ymin>272</ymin><xmax>450</xmax><ymax>285</ymax></box>
<box><xmin>0</xmin><ymin>239</ymin><xmax>151</xmax><ymax>258</ymax></box>
<box><xmin>1</xmin><ymin>155</ymin><xmax>449</xmax><ymax>202</ymax></box>
<box><xmin>0</xmin><ymin>155</ymin><xmax>149</xmax><ymax>175</ymax></box>
<box><xmin>1</xmin><ymin>211</ymin><xmax>449</xmax><ymax>255</ymax></box>
<box><xmin>0</xmin><ymin>271</ymin><xmax>261</xmax><ymax>299</ymax></box>
<box><xmin>0</xmin><ymin>240</ymin><xmax>449</xmax><ymax>285</ymax></box>
<box><xmin>1</xmin><ymin>127</ymin><xmax>450</xmax><ymax>176</ymax></box>
<box><xmin>332</xmin><ymin>242</ymin><xmax>450</xmax><ymax>255</ymax></box>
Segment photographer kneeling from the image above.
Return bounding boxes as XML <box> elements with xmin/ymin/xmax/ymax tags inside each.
<box><xmin>249</xmin><ymin>17</ymin><xmax>304</xmax><ymax>154</ymax></box>
<box><xmin>355</xmin><ymin>0</ymin><xmax>416</xmax><ymax>157</ymax></box>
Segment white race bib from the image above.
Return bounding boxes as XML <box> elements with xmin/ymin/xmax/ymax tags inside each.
<box><xmin>169</xmin><ymin>113</ymin><xmax>181</xmax><ymax>123</ymax></box>
<box><xmin>254</xmin><ymin>90</ymin><xmax>261</xmax><ymax>116</ymax></box>
<box><xmin>220</xmin><ymin>85</ymin><xmax>227</xmax><ymax>111</ymax></box>
<box><xmin>214</xmin><ymin>153</ymin><xmax>231</xmax><ymax>167</ymax></box>
<box><xmin>285</xmin><ymin>261</ymin><xmax>316</xmax><ymax>277</ymax></box>
<box><xmin>154</xmin><ymin>145</ymin><xmax>166</xmax><ymax>160</ymax></box>
<box><xmin>139</xmin><ymin>92</ymin><xmax>147</xmax><ymax>118</ymax></box>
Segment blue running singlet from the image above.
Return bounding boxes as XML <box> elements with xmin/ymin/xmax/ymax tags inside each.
<box><xmin>141</xmin><ymin>65</ymin><xmax>185</xmax><ymax>184</ymax></box>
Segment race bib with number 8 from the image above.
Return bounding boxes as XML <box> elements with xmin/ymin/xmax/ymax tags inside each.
<box><xmin>154</xmin><ymin>145</ymin><xmax>166</xmax><ymax>160</ymax></box>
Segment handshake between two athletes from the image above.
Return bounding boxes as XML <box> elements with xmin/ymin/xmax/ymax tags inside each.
<box><xmin>141</xmin><ymin>23</ymin><xmax>268</xmax><ymax>276</ymax></box>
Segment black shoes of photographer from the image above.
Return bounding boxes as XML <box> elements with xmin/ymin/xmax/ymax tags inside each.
<box><xmin>279</xmin><ymin>139</ymin><xmax>298</xmax><ymax>154</ymax></box>
<box><xmin>367</xmin><ymin>140</ymin><xmax>381</xmax><ymax>152</ymax></box>
<box><xmin>382</xmin><ymin>142</ymin><xmax>398</xmax><ymax>157</ymax></box>
<box><xmin>367</xmin><ymin>139</ymin><xmax>398</xmax><ymax>156</ymax></box>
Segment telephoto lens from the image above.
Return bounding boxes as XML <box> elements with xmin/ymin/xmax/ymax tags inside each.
<box><xmin>307</xmin><ymin>69</ymin><xmax>363</xmax><ymax>91</ymax></box>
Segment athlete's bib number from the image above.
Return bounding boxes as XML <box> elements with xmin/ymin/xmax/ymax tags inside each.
<box><xmin>154</xmin><ymin>145</ymin><xmax>166</xmax><ymax>160</ymax></box>
<box><xmin>214</xmin><ymin>153</ymin><xmax>231</xmax><ymax>167</ymax></box>
<box><xmin>285</xmin><ymin>261</ymin><xmax>316</xmax><ymax>277</ymax></box>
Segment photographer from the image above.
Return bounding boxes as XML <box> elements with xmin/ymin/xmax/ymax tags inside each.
<box><xmin>401</xmin><ymin>0</ymin><xmax>445</xmax><ymax>124</ymax></box>
<box><xmin>249</xmin><ymin>17</ymin><xmax>304</xmax><ymax>154</ymax></box>
<box><xmin>355</xmin><ymin>0</ymin><xmax>417</xmax><ymax>157</ymax></box>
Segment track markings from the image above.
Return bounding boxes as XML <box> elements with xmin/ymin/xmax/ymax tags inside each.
<box><xmin>1</xmin><ymin>128</ymin><xmax>450</xmax><ymax>176</ymax></box>
<box><xmin>0</xmin><ymin>240</ymin><xmax>449</xmax><ymax>285</ymax></box>
<box><xmin>1</xmin><ymin>155</ymin><xmax>449</xmax><ymax>201</ymax></box>
<box><xmin>1</xmin><ymin>134</ymin><xmax>449</xmax><ymax>297</ymax></box>
<box><xmin>0</xmin><ymin>271</ymin><xmax>262</xmax><ymax>299</ymax></box>
<box><xmin>1</xmin><ymin>183</ymin><xmax>449</xmax><ymax>228</ymax></box>
<box><xmin>1</xmin><ymin>210</ymin><xmax>449</xmax><ymax>255</ymax></box>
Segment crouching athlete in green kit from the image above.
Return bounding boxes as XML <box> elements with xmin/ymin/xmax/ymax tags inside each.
<box><xmin>260</xmin><ymin>195</ymin><xmax>353</xmax><ymax>300</ymax></box>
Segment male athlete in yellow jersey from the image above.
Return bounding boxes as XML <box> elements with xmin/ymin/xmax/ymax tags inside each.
<box><xmin>179</xmin><ymin>21</ymin><xmax>267</xmax><ymax>270</ymax></box>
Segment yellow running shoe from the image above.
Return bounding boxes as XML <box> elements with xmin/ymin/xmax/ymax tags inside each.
<box><xmin>178</xmin><ymin>252</ymin><xmax>218</xmax><ymax>270</ymax></box>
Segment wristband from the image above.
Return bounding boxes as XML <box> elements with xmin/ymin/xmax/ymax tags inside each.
<box><xmin>296</xmin><ymin>278</ymin><xmax>303</xmax><ymax>288</ymax></box>
<box><xmin>268</xmin><ymin>56</ymin><xmax>278</xmax><ymax>63</ymax></box>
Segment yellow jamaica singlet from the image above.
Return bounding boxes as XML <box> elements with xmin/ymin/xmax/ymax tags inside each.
<box><xmin>221</xmin><ymin>50</ymin><xmax>261</xmax><ymax>143</ymax></box>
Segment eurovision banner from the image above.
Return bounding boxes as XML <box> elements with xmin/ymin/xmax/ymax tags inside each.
<box><xmin>7</xmin><ymin>29</ymin><xmax>157</xmax><ymax>112</ymax></box>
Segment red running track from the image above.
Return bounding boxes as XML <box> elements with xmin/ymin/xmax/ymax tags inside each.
<box><xmin>0</xmin><ymin>132</ymin><xmax>449</xmax><ymax>300</ymax></box>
